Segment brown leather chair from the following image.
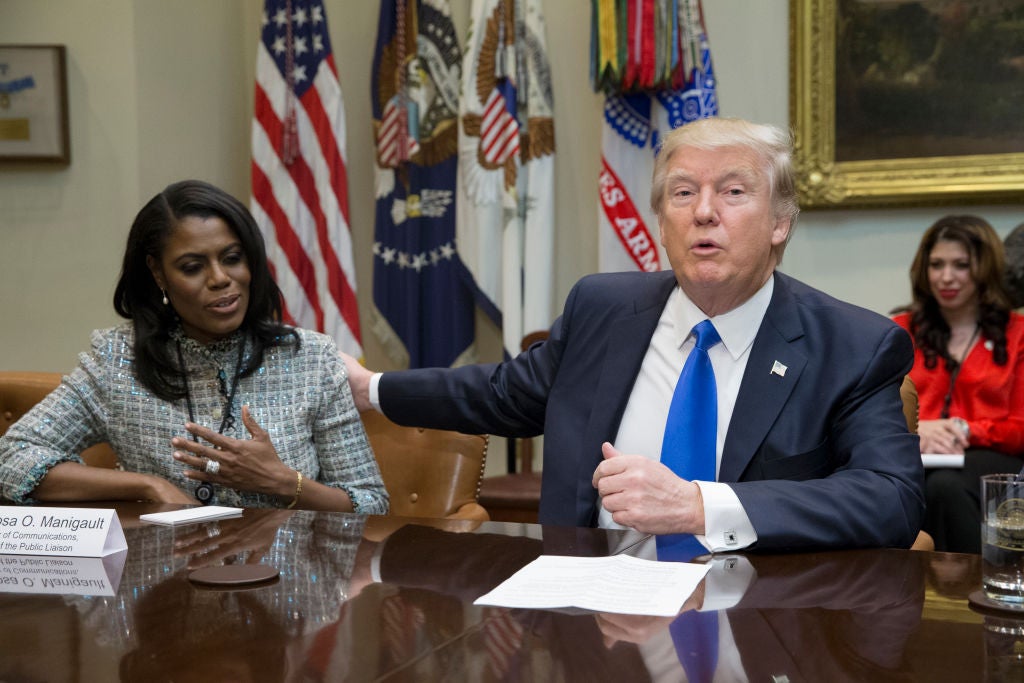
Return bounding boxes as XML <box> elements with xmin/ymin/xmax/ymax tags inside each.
<box><xmin>361</xmin><ymin>410</ymin><xmax>489</xmax><ymax>521</ymax></box>
<box><xmin>0</xmin><ymin>370</ymin><xmax>118</xmax><ymax>468</ymax></box>
<box><xmin>899</xmin><ymin>375</ymin><xmax>936</xmax><ymax>551</ymax></box>
<box><xmin>900</xmin><ymin>374</ymin><xmax>919</xmax><ymax>436</ymax></box>
<box><xmin>477</xmin><ymin>331</ymin><xmax>547</xmax><ymax>523</ymax></box>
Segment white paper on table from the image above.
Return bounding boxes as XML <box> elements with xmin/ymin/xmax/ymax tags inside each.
<box><xmin>473</xmin><ymin>554</ymin><xmax>711</xmax><ymax>617</ymax></box>
<box><xmin>922</xmin><ymin>454</ymin><xmax>965</xmax><ymax>469</ymax></box>
<box><xmin>139</xmin><ymin>506</ymin><xmax>243</xmax><ymax>526</ymax></box>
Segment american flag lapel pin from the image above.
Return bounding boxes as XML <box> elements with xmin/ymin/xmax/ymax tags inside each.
<box><xmin>771</xmin><ymin>360</ymin><xmax>787</xmax><ymax>377</ymax></box>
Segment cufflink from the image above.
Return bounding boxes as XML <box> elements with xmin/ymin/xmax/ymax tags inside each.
<box><xmin>724</xmin><ymin>529</ymin><xmax>738</xmax><ymax>545</ymax></box>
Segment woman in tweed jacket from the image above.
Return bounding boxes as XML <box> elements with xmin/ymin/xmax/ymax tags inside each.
<box><xmin>0</xmin><ymin>180</ymin><xmax>388</xmax><ymax>513</ymax></box>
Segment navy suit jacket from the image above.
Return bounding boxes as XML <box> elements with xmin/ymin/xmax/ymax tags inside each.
<box><xmin>379</xmin><ymin>271</ymin><xmax>925</xmax><ymax>550</ymax></box>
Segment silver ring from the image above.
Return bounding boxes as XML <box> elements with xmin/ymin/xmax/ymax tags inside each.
<box><xmin>204</xmin><ymin>459</ymin><xmax>221</xmax><ymax>475</ymax></box>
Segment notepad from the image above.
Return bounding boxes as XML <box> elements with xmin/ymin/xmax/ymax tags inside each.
<box><xmin>139</xmin><ymin>506</ymin><xmax>243</xmax><ymax>526</ymax></box>
<box><xmin>922</xmin><ymin>454</ymin><xmax>965</xmax><ymax>469</ymax></box>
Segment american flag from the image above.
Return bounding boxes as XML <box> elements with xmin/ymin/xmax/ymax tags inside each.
<box><xmin>480</xmin><ymin>78</ymin><xmax>520</xmax><ymax>165</ymax></box>
<box><xmin>250</xmin><ymin>0</ymin><xmax>362</xmax><ymax>356</ymax></box>
<box><xmin>483</xmin><ymin>608</ymin><xmax>525</xmax><ymax>677</ymax></box>
<box><xmin>376</xmin><ymin>96</ymin><xmax>421</xmax><ymax>169</ymax></box>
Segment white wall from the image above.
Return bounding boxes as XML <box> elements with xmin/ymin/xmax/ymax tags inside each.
<box><xmin>2</xmin><ymin>0</ymin><xmax>1022</xmax><ymax>377</ymax></box>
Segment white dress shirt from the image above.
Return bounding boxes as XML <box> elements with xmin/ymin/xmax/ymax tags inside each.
<box><xmin>598</xmin><ymin>278</ymin><xmax>774</xmax><ymax>551</ymax></box>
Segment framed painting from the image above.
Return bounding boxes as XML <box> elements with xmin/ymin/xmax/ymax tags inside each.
<box><xmin>0</xmin><ymin>45</ymin><xmax>70</xmax><ymax>164</ymax></box>
<box><xmin>790</xmin><ymin>0</ymin><xmax>1024</xmax><ymax>208</ymax></box>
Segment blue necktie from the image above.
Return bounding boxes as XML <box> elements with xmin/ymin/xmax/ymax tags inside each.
<box><xmin>658</xmin><ymin>534</ymin><xmax>719</xmax><ymax>683</ymax></box>
<box><xmin>661</xmin><ymin>319</ymin><xmax>721</xmax><ymax>482</ymax></box>
<box><xmin>670</xmin><ymin>606</ymin><xmax>719</xmax><ymax>683</ymax></box>
<box><xmin>659</xmin><ymin>319</ymin><xmax>721</xmax><ymax>683</ymax></box>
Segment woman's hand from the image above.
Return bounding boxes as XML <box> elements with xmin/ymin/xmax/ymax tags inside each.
<box><xmin>917</xmin><ymin>418</ymin><xmax>970</xmax><ymax>454</ymax></box>
<box><xmin>31</xmin><ymin>463</ymin><xmax>197</xmax><ymax>505</ymax></box>
<box><xmin>172</xmin><ymin>405</ymin><xmax>295</xmax><ymax>500</ymax></box>
<box><xmin>173</xmin><ymin>509</ymin><xmax>292</xmax><ymax>568</ymax></box>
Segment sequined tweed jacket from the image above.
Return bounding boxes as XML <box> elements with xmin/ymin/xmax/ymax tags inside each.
<box><xmin>0</xmin><ymin>324</ymin><xmax>388</xmax><ymax>512</ymax></box>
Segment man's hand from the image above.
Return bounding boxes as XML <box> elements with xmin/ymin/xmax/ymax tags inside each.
<box><xmin>594</xmin><ymin>580</ymin><xmax>706</xmax><ymax>648</ymax></box>
<box><xmin>340</xmin><ymin>351</ymin><xmax>374</xmax><ymax>412</ymax></box>
<box><xmin>594</xmin><ymin>612</ymin><xmax>676</xmax><ymax>648</ymax></box>
<box><xmin>592</xmin><ymin>442</ymin><xmax>706</xmax><ymax>535</ymax></box>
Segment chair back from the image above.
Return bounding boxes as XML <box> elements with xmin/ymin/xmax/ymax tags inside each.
<box><xmin>898</xmin><ymin>375</ymin><xmax>935</xmax><ymax>551</ymax></box>
<box><xmin>900</xmin><ymin>375</ymin><xmax>918</xmax><ymax>434</ymax></box>
<box><xmin>0</xmin><ymin>370</ymin><xmax>119</xmax><ymax>469</ymax></box>
<box><xmin>360</xmin><ymin>410</ymin><xmax>488</xmax><ymax>521</ymax></box>
<box><xmin>475</xmin><ymin>331</ymin><xmax>548</xmax><ymax>522</ymax></box>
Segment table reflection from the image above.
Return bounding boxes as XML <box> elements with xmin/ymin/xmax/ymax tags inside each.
<box><xmin>364</xmin><ymin>526</ymin><xmax>927</xmax><ymax>681</ymax></box>
<box><xmin>69</xmin><ymin>508</ymin><xmax>362</xmax><ymax>678</ymax></box>
<box><xmin>0</xmin><ymin>508</ymin><xmax>996</xmax><ymax>681</ymax></box>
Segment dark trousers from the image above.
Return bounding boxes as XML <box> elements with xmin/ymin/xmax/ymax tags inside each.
<box><xmin>923</xmin><ymin>449</ymin><xmax>1024</xmax><ymax>553</ymax></box>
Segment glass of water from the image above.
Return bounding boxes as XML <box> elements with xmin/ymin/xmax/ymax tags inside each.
<box><xmin>982</xmin><ymin>474</ymin><xmax>1024</xmax><ymax>606</ymax></box>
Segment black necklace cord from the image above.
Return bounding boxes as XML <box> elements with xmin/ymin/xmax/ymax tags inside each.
<box><xmin>175</xmin><ymin>337</ymin><xmax>247</xmax><ymax>504</ymax></box>
<box><xmin>940</xmin><ymin>323</ymin><xmax>981</xmax><ymax>420</ymax></box>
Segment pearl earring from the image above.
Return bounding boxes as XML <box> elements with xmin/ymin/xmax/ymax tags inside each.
<box><xmin>161</xmin><ymin>290</ymin><xmax>169</xmax><ymax>306</ymax></box>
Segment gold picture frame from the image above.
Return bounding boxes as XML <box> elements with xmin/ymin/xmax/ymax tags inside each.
<box><xmin>790</xmin><ymin>0</ymin><xmax>1024</xmax><ymax>209</ymax></box>
<box><xmin>0</xmin><ymin>44</ymin><xmax>71</xmax><ymax>165</ymax></box>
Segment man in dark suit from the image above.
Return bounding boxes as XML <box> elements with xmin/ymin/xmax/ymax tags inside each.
<box><xmin>344</xmin><ymin>117</ymin><xmax>924</xmax><ymax>551</ymax></box>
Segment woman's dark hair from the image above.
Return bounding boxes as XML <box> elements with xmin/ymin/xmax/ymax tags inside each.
<box><xmin>903</xmin><ymin>215</ymin><xmax>1012</xmax><ymax>369</ymax></box>
<box><xmin>113</xmin><ymin>179</ymin><xmax>297</xmax><ymax>399</ymax></box>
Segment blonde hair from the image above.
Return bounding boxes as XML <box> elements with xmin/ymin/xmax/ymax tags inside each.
<box><xmin>649</xmin><ymin>118</ymin><xmax>800</xmax><ymax>261</ymax></box>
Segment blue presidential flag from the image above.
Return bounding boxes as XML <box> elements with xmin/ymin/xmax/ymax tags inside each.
<box><xmin>370</xmin><ymin>0</ymin><xmax>474</xmax><ymax>369</ymax></box>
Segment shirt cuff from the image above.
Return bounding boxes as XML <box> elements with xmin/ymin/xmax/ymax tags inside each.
<box><xmin>694</xmin><ymin>481</ymin><xmax>757</xmax><ymax>552</ymax></box>
<box><xmin>369</xmin><ymin>372</ymin><xmax>383</xmax><ymax>411</ymax></box>
<box><xmin>700</xmin><ymin>554</ymin><xmax>756</xmax><ymax>611</ymax></box>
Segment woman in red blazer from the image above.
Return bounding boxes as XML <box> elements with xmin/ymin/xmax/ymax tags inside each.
<box><xmin>893</xmin><ymin>215</ymin><xmax>1024</xmax><ymax>553</ymax></box>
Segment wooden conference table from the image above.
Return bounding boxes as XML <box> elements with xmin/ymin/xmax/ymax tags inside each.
<box><xmin>0</xmin><ymin>502</ymin><xmax>1008</xmax><ymax>681</ymax></box>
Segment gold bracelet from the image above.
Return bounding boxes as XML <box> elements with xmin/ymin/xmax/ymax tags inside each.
<box><xmin>286</xmin><ymin>470</ymin><xmax>303</xmax><ymax>509</ymax></box>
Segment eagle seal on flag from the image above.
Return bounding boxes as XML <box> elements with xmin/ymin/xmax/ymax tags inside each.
<box><xmin>456</xmin><ymin>0</ymin><xmax>556</xmax><ymax>358</ymax></box>
<box><xmin>460</xmin><ymin>0</ymin><xmax>554</xmax><ymax>201</ymax></box>
<box><xmin>371</xmin><ymin>0</ymin><xmax>475</xmax><ymax>369</ymax></box>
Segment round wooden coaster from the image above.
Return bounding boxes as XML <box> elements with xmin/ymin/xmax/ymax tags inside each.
<box><xmin>188</xmin><ymin>563</ymin><xmax>280</xmax><ymax>589</ymax></box>
<box><xmin>968</xmin><ymin>590</ymin><xmax>1024</xmax><ymax>616</ymax></box>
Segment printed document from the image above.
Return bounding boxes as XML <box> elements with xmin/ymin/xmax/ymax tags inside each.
<box><xmin>474</xmin><ymin>554</ymin><xmax>710</xmax><ymax>616</ymax></box>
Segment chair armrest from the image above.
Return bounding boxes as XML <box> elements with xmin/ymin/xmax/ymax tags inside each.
<box><xmin>446</xmin><ymin>502</ymin><xmax>490</xmax><ymax>522</ymax></box>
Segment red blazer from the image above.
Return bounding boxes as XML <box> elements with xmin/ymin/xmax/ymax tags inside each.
<box><xmin>893</xmin><ymin>311</ymin><xmax>1024</xmax><ymax>455</ymax></box>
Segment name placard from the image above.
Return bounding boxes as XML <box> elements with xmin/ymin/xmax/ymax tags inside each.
<box><xmin>0</xmin><ymin>507</ymin><xmax>127</xmax><ymax>557</ymax></box>
<box><xmin>0</xmin><ymin>550</ymin><xmax>127</xmax><ymax>596</ymax></box>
